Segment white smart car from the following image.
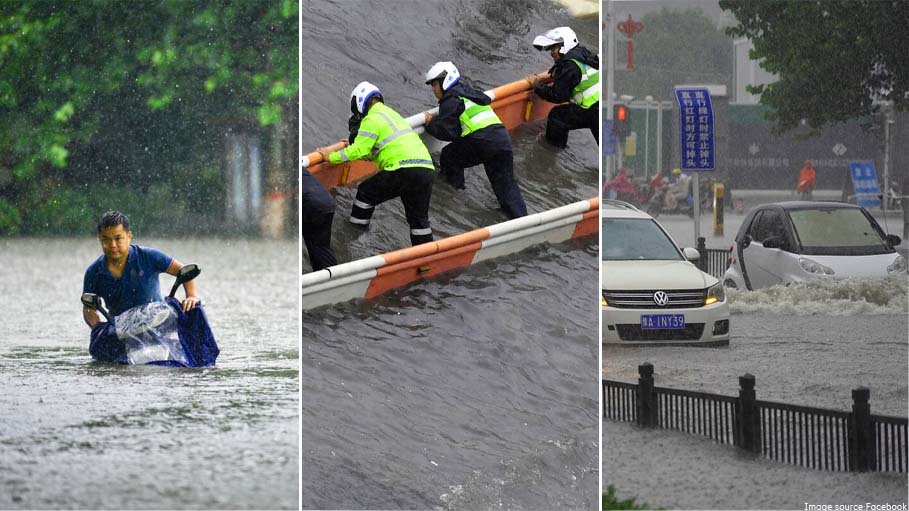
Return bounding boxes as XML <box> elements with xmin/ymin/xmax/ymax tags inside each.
<box><xmin>723</xmin><ymin>201</ymin><xmax>906</xmax><ymax>290</ymax></box>
<box><xmin>602</xmin><ymin>200</ymin><xmax>730</xmax><ymax>347</ymax></box>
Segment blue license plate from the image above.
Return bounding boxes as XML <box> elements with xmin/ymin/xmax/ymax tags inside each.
<box><xmin>640</xmin><ymin>314</ymin><xmax>685</xmax><ymax>330</ymax></box>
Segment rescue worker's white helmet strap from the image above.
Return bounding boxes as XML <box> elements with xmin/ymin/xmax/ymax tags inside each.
<box><xmin>532</xmin><ymin>26</ymin><xmax>578</xmax><ymax>54</ymax></box>
<box><xmin>424</xmin><ymin>61</ymin><xmax>460</xmax><ymax>91</ymax></box>
<box><xmin>351</xmin><ymin>81</ymin><xmax>381</xmax><ymax>114</ymax></box>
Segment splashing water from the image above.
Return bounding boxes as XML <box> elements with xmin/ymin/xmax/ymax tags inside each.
<box><xmin>728</xmin><ymin>275</ymin><xmax>908</xmax><ymax>315</ymax></box>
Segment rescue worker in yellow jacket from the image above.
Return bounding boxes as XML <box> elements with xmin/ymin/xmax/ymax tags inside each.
<box><xmin>528</xmin><ymin>26</ymin><xmax>600</xmax><ymax>150</ymax></box>
<box><xmin>317</xmin><ymin>82</ymin><xmax>435</xmax><ymax>246</ymax></box>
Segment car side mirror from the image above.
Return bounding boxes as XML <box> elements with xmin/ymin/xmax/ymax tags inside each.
<box><xmin>740</xmin><ymin>235</ymin><xmax>752</xmax><ymax>249</ymax></box>
<box><xmin>762</xmin><ymin>235</ymin><xmax>785</xmax><ymax>250</ymax></box>
<box><xmin>682</xmin><ymin>247</ymin><xmax>700</xmax><ymax>262</ymax></box>
<box><xmin>886</xmin><ymin>234</ymin><xmax>902</xmax><ymax>247</ymax></box>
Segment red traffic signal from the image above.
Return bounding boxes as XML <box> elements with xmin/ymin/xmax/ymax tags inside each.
<box><xmin>616</xmin><ymin>105</ymin><xmax>628</xmax><ymax>121</ymax></box>
<box><xmin>613</xmin><ymin>105</ymin><xmax>630</xmax><ymax>139</ymax></box>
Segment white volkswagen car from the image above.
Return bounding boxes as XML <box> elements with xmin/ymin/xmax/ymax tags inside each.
<box><xmin>602</xmin><ymin>200</ymin><xmax>730</xmax><ymax>347</ymax></box>
<box><xmin>723</xmin><ymin>201</ymin><xmax>906</xmax><ymax>290</ymax></box>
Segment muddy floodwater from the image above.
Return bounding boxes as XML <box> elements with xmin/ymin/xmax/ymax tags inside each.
<box><xmin>302</xmin><ymin>1</ymin><xmax>601</xmax><ymax>509</ymax></box>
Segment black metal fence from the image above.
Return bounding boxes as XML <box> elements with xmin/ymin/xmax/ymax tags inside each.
<box><xmin>603</xmin><ymin>363</ymin><xmax>908</xmax><ymax>473</ymax></box>
<box><xmin>695</xmin><ymin>237</ymin><xmax>729</xmax><ymax>279</ymax></box>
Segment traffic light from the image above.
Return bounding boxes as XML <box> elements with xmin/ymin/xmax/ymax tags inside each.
<box><xmin>613</xmin><ymin>105</ymin><xmax>631</xmax><ymax>139</ymax></box>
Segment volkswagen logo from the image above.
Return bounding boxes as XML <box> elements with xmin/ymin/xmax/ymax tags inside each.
<box><xmin>653</xmin><ymin>291</ymin><xmax>669</xmax><ymax>307</ymax></box>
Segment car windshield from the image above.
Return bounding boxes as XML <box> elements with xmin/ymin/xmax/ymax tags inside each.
<box><xmin>787</xmin><ymin>208</ymin><xmax>892</xmax><ymax>255</ymax></box>
<box><xmin>602</xmin><ymin>218</ymin><xmax>683</xmax><ymax>261</ymax></box>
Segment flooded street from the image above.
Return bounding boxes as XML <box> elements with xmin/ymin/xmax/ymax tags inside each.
<box><xmin>303</xmin><ymin>243</ymin><xmax>598</xmax><ymax>510</ymax></box>
<box><xmin>603</xmin><ymin>421</ymin><xmax>908</xmax><ymax>510</ymax></box>
<box><xmin>605</xmin><ymin>277</ymin><xmax>908</xmax><ymax>414</ymax></box>
<box><xmin>0</xmin><ymin>238</ymin><xmax>299</xmax><ymax>510</ymax></box>
<box><xmin>302</xmin><ymin>1</ymin><xmax>600</xmax><ymax>509</ymax></box>
<box><xmin>604</xmin><ymin>267</ymin><xmax>908</xmax><ymax>508</ymax></box>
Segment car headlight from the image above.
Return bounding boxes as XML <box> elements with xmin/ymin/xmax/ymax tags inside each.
<box><xmin>798</xmin><ymin>257</ymin><xmax>835</xmax><ymax>276</ymax></box>
<box><xmin>705</xmin><ymin>282</ymin><xmax>725</xmax><ymax>306</ymax></box>
<box><xmin>602</xmin><ymin>290</ymin><xmax>608</xmax><ymax>307</ymax></box>
<box><xmin>887</xmin><ymin>255</ymin><xmax>907</xmax><ymax>274</ymax></box>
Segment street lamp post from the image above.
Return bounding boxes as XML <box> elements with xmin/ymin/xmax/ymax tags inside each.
<box><xmin>605</xmin><ymin>0</ymin><xmax>616</xmax><ymax>181</ymax></box>
<box><xmin>644</xmin><ymin>95</ymin><xmax>652</xmax><ymax>178</ymax></box>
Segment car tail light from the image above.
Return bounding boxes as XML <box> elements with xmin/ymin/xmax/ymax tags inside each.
<box><xmin>726</xmin><ymin>245</ymin><xmax>735</xmax><ymax>269</ymax></box>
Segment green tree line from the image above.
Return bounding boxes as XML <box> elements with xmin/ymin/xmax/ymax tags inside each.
<box><xmin>0</xmin><ymin>0</ymin><xmax>297</xmax><ymax>235</ymax></box>
<box><xmin>720</xmin><ymin>0</ymin><xmax>908</xmax><ymax>133</ymax></box>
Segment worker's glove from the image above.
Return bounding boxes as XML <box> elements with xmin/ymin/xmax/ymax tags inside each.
<box><xmin>348</xmin><ymin>113</ymin><xmax>363</xmax><ymax>143</ymax></box>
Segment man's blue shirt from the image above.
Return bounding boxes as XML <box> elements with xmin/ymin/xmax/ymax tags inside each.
<box><xmin>83</xmin><ymin>245</ymin><xmax>173</xmax><ymax>317</ymax></box>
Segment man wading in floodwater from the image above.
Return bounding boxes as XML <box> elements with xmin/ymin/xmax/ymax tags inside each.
<box><xmin>82</xmin><ymin>211</ymin><xmax>199</xmax><ymax>329</ymax></box>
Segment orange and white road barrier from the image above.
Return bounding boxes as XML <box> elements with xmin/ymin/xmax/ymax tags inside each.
<box><xmin>302</xmin><ymin>71</ymin><xmax>555</xmax><ymax>191</ymax></box>
<box><xmin>302</xmin><ymin>197</ymin><xmax>598</xmax><ymax>310</ymax></box>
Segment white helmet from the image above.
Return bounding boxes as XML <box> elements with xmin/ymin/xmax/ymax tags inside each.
<box><xmin>532</xmin><ymin>26</ymin><xmax>578</xmax><ymax>54</ymax></box>
<box><xmin>424</xmin><ymin>61</ymin><xmax>460</xmax><ymax>91</ymax></box>
<box><xmin>350</xmin><ymin>81</ymin><xmax>382</xmax><ymax>114</ymax></box>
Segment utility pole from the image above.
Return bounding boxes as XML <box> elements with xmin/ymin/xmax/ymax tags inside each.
<box><xmin>883</xmin><ymin>102</ymin><xmax>894</xmax><ymax>212</ymax></box>
<box><xmin>644</xmin><ymin>95</ymin><xmax>652</xmax><ymax>178</ymax></box>
<box><xmin>605</xmin><ymin>0</ymin><xmax>616</xmax><ymax>182</ymax></box>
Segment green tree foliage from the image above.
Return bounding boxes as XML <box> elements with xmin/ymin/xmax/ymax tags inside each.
<box><xmin>603</xmin><ymin>485</ymin><xmax>651</xmax><ymax>510</ymax></box>
<box><xmin>720</xmin><ymin>0</ymin><xmax>908</xmax><ymax>133</ymax></box>
<box><xmin>615</xmin><ymin>8</ymin><xmax>732</xmax><ymax>101</ymax></box>
<box><xmin>0</xmin><ymin>1</ymin><xmax>297</xmax><ymax>235</ymax></box>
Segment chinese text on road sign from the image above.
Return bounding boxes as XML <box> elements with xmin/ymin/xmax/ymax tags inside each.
<box><xmin>848</xmin><ymin>161</ymin><xmax>881</xmax><ymax>208</ymax></box>
<box><xmin>675</xmin><ymin>88</ymin><xmax>715</xmax><ymax>171</ymax></box>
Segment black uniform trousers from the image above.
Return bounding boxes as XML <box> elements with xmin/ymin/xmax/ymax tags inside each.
<box><xmin>440</xmin><ymin>138</ymin><xmax>528</xmax><ymax>220</ymax></box>
<box><xmin>350</xmin><ymin>166</ymin><xmax>434</xmax><ymax>246</ymax></box>
<box><xmin>544</xmin><ymin>101</ymin><xmax>599</xmax><ymax>149</ymax></box>
<box><xmin>301</xmin><ymin>169</ymin><xmax>338</xmax><ymax>271</ymax></box>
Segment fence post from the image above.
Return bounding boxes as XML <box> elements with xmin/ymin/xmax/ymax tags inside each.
<box><xmin>696</xmin><ymin>236</ymin><xmax>707</xmax><ymax>272</ymax></box>
<box><xmin>602</xmin><ymin>380</ymin><xmax>606</xmax><ymax>418</ymax></box>
<box><xmin>736</xmin><ymin>374</ymin><xmax>761</xmax><ymax>453</ymax></box>
<box><xmin>848</xmin><ymin>387</ymin><xmax>875</xmax><ymax>472</ymax></box>
<box><xmin>637</xmin><ymin>363</ymin><xmax>657</xmax><ymax>428</ymax></box>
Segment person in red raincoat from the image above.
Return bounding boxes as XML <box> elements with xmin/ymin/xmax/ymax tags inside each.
<box><xmin>797</xmin><ymin>160</ymin><xmax>817</xmax><ymax>200</ymax></box>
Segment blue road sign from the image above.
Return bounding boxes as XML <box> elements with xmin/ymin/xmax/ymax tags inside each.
<box><xmin>848</xmin><ymin>161</ymin><xmax>881</xmax><ymax>208</ymax></box>
<box><xmin>603</xmin><ymin>120</ymin><xmax>616</xmax><ymax>155</ymax></box>
<box><xmin>674</xmin><ymin>88</ymin><xmax>715</xmax><ymax>171</ymax></box>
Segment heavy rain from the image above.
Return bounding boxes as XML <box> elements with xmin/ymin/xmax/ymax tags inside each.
<box><xmin>0</xmin><ymin>2</ymin><xmax>299</xmax><ymax>509</ymax></box>
<box><xmin>302</xmin><ymin>0</ymin><xmax>600</xmax><ymax>509</ymax></box>
<box><xmin>601</xmin><ymin>1</ymin><xmax>908</xmax><ymax>509</ymax></box>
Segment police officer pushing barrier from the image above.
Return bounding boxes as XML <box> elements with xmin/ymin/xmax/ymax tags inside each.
<box><xmin>317</xmin><ymin>81</ymin><xmax>435</xmax><ymax>246</ymax></box>
<box><xmin>301</xmin><ymin>167</ymin><xmax>338</xmax><ymax>272</ymax></box>
<box><xmin>423</xmin><ymin>62</ymin><xmax>528</xmax><ymax>220</ymax></box>
<box><xmin>527</xmin><ymin>26</ymin><xmax>600</xmax><ymax>150</ymax></box>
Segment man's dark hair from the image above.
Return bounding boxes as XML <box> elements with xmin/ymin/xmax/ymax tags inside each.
<box><xmin>97</xmin><ymin>211</ymin><xmax>131</xmax><ymax>234</ymax></box>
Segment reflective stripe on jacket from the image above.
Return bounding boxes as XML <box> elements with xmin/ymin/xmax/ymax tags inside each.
<box><xmin>329</xmin><ymin>102</ymin><xmax>434</xmax><ymax>171</ymax></box>
<box><xmin>570</xmin><ymin>59</ymin><xmax>600</xmax><ymax>109</ymax></box>
<box><xmin>459</xmin><ymin>98</ymin><xmax>501</xmax><ymax>137</ymax></box>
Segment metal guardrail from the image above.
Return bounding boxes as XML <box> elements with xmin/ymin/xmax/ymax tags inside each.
<box><xmin>695</xmin><ymin>237</ymin><xmax>729</xmax><ymax>279</ymax></box>
<box><xmin>603</xmin><ymin>363</ymin><xmax>908</xmax><ymax>473</ymax></box>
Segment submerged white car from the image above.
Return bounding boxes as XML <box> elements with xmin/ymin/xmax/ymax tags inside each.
<box><xmin>723</xmin><ymin>201</ymin><xmax>906</xmax><ymax>290</ymax></box>
<box><xmin>602</xmin><ymin>200</ymin><xmax>730</xmax><ymax>347</ymax></box>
